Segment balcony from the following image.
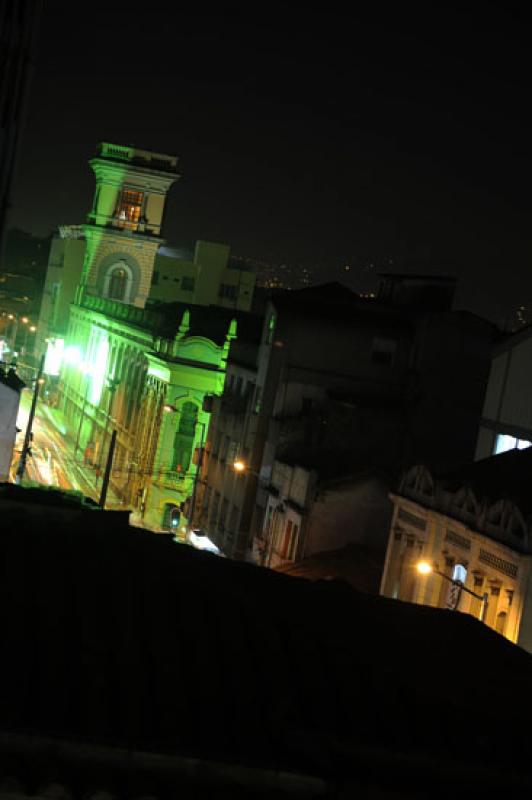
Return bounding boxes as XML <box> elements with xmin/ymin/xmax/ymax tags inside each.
<box><xmin>79</xmin><ymin>291</ymin><xmax>163</xmax><ymax>331</ymax></box>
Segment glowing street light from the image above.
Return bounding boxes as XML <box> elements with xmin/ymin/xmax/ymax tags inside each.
<box><xmin>416</xmin><ymin>559</ymin><xmax>489</xmax><ymax>622</ymax></box>
<box><xmin>233</xmin><ymin>459</ymin><xmax>246</xmax><ymax>472</ymax></box>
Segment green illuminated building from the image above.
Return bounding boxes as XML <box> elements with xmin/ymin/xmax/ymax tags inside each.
<box><xmin>45</xmin><ymin>142</ymin><xmax>248</xmax><ymax>532</ymax></box>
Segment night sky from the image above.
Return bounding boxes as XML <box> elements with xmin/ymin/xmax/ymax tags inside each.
<box><xmin>9</xmin><ymin>3</ymin><xmax>532</xmax><ymax>324</ymax></box>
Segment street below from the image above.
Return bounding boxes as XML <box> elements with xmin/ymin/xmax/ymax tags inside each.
<box><xmin>11</xmin><ymin>387</ymin><xmax>125</xmax><ymax>510</ymax></box>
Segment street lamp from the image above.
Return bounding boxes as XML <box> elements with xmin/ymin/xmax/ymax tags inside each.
<box><xmin>232</xmin><ymin>459</ymin><xmax>260</xmax><ymax>477</ymax></box>
<box><xmin>98</xmin><ymin>374</ymin><xmax>120</xmax><ymax>473</ymax></box>
<box><xmin>22</xmin><ymin>324</ymin><xmax>36</xmax><ymax>357</ymax></box>
<box><xmin>186</xmin><ymin>418</ymin><xmax>207</xmax><ymax>541</ymax></box>
<box><xmin>416</xmin><ymin>560</ymin><xmax>489</xmax><ymax>623</ymax></box>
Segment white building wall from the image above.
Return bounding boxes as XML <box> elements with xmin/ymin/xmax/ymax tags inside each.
<box><xmin>0</xmin><ymin>382</ymin><xmax>20</xmax><ymax>480</ymax></box>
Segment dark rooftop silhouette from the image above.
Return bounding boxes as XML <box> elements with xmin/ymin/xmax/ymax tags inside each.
<box><xmin>438</xmin><ymin>445</ymin><xmax>532</xmax><ymax>519</ymax></box>
<box><xmin>2</xmin><ymin>487</ymin><xmax>532</xmax><ymax>794</ymax></box>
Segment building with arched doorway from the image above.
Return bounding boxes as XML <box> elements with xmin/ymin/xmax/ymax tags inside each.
<box><xmin>380</xmin><ymin>447</ymin><xmax>532</xmax><ymax>652</ymax></box>
<box><xmin>35</xmin><ymin>142</ymin><xmax>255</xmax><ymax>532</ymax></box>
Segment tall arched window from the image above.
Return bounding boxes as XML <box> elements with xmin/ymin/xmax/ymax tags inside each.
<box><xmin>495</xmin><ymin>611</ymin><xmax>507</xmax><ymax>636</ymax></box>
<box><xmin>452</xmin><ymin>564</ymin><xmax>467</xmax><ymax>584</ymax></box>
<box><xmin>108</xmin><ymin>267</ymin><xmax>127</xmax><ymax>300</ymax></box>
<box><xmin>173</xmin><ymin>402</ymin><xmax>198</xmax><ymax>474</ymax></box>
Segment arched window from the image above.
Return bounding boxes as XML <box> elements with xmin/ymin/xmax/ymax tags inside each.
<box><xmin>173</xmin><ymin>402</ymin><xmax>198</xmax><ymax>474</ymax></box>
<box><xmin>108</xmin><ymin>267</ymin><xmax>127</xmax><ymax>300</ymax></box>
<box><xmin>496</xmin><ymin>611</ymin><xmax>507</xmax><ymax>636</ymax></box>
<box><xmin>163</xmin><ymin>503</ymin><xmax>181</xmax><ymax>531</ymax></box>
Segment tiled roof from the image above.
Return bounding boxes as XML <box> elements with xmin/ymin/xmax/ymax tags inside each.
<box><xmin>1</xmin><ymin>493</ymin><xmax>532</xmax><ymax>789</ymax></box>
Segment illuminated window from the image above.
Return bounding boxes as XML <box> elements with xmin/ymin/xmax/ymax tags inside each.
<box><xmin>280</xmin><ymin>519</ymin><xmax>293</xmax><ymax>559</ymax></box>
<box><xmin>496</xmin><ymin>610</ymin><xmax>507</xmax><ymax>635</ymax></box>
<box><xmin>108</xmin><ymin>267</ymin><xmax>127</xmax><ymax>300</ymax></box>
<box><xmin>116</xmin><ymin>189</ymin><xmax>143</xmax><ymax>229</ymax></box>
<box><xmin>494</xmin><ymin>434</ymin><xmax>532</xmax><ymax>455</ymax></box>
<box><xmin>452</xmin><ymin>564</ymin><xmax>467</xmax><ymax>584</ymax></box>
<box><xmin>289</xmin><ymin>524</ymin><xmax>299</xmax><ymax>560</ymax></box>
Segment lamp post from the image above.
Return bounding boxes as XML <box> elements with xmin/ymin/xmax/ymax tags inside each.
<box><xmin>74</xmin><ymin>364</ymin><xmax>92</xmax><ymax>454</ymax></box>
<box><xmin>416</xmin><ymin>560</ymin><xmax>489</xmax><ymax>623</ymax></box>
<box><xmin>232</xmin><ymin>460</ymin><xmax>268</xmax><ymax>562</ymax></box>
<box><xmin>186</xmin><ymin>418</ymin><xmax>206</xmax><ymax>540</ymax></box>
<box><xmin>15</xmin><ymin>354</ymin><xmax>45</xmax><ymax>484</ymax></box>
<box><xmin>98</xmin><ymin>374</ymin><xmax>120</xmax><ymax>475</ymax></box>
<box><xmin>8</xmin><ymin>314</ymin><xmax>18</xmax><ymax>353</ymax></box>
<box><xmin>232</xmin><ymin>459</ymin><xmax>259</xmax><ymax>477</ymax></box>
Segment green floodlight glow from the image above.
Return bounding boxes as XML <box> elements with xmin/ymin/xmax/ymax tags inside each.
<box><xmin>64</xmin><ymin>345</ymin><xmax>82</xmax><ymax>366</ymax></box>
<box><xmin>147</xmin><ymin>363</ymin><xmax>170</xmax><ymax>382</ymax></box>
<box><xmin>90</xmin><ymin>337</ymin><xmax>109</xmax><ymax>405</ymax></box>
<box><xmin>44</xmin><ymin>338</ymin><xmax>65</xmax><ymax>376</ymax></box>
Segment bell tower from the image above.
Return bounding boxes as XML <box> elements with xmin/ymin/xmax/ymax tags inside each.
<box><xmin>78</xmin><ymin>142</ymin><xmax>179</xmax><ymax>308</ymax></box>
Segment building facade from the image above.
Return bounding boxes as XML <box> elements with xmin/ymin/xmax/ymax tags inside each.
<box><xmin>200</xmin><ymin>279</ymin><xmax>497</xmax><ymax>563</ymax></box>
<box><xmin>37</xmin><ymin>235</ymin><xmax>255</xmax><ymax>359</ymax></box>
<box><xmin>475</xmin><ymin>324</ymin><xmax>532</xmax><ymax>460</ymax></box>
<box><xmin>0</xmin><ymin>365</ymin><xmax>24</xmax><ymax>481</ymax></box>
<box><xmin>39</xmin><ymin>142</ymin><xmax>245</xmax><ymax>532</ymax></box>
<box><xmin>380</xmin><ymin>452</ymin><xmax>532</xmax><ymax>651</ymax></box>
<box><xmin>259</xmin><ymin>460</ymin><xmax>391</xmax><ymax>568</ymax></box>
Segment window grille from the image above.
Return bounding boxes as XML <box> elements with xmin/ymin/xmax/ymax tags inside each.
<box><xmin>478</xmin><ymin>548</ymin><xmax>518</xmax><ymax>579</ymax></box>
<box><xmin>445</xmin><ymin>529</ymin><xmax>471</xmax><ymax>550</ymax></box>
<box><xmin>397</xmin><ymin>507</ymin><xmax>426</xmax><ymax>531</ymax></box>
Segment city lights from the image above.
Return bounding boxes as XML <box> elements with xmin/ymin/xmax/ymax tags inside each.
<box><xmin>416</xmin><ymin>561</ymin><xmax>433</xmax><ymax>575</ymax></box>
<box><xmin>233</xmin><ymin>460</ymin><xmax>246</xmax><ymax>472</ymax></box>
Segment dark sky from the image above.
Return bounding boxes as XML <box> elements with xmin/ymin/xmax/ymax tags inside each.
<box><xmin>9</xmin><ymin>2</ymin><xmax>532</xmax><ymax>324</ymax></box>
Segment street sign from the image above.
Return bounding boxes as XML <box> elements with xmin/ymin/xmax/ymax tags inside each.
<box><xmin>446</xmin><ymin>581</ymin><xmax>462</xmax><ymax>611</ymax></box>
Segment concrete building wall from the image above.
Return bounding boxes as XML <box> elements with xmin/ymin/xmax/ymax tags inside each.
<box><xmin>82</xmin><ymin>228</ymin><xmax>160</xmax><ymax>308</ymax></box>
<box><xmin>0</xmin><ymin>380</ymin><xmax>20</xmax><ymax>480</ymax></box>
<box><xmin>304</xmin><ymin>476</ymin><xmax>392</xmax><ymax>557</ymax></box>
<box><xmin>149</xmin><ymin>255</ymin><xmax>197</xmax><ymax>304</ymax></box>
<box><xmin>261</xmin><ymin>462</ymin><xmax>392</xmax><ymax>568</ymax></box>
<box><xmin>475</xmin><ymin>332</ymin><xmax>532</xmax><ymax>461</ymax></box>
<box><xmin>500</xmin><ymin>337</ymin><xmax>532</xmax><ymax>428</ymax></box>
<box><xmin>36</xmin><ymin>233</ymin><xmax>86</xmax><ymax>357</ymax></box>
<box><xmin>481</xmin><ymin>352</ymin><xmax>509</xmax><ymax>421</ymax></box>
<box><xmin>199</xmin><ymin>360</ymin><xmax>259</xmax><ymax>559</ymax></box>
<box><xmin>148</xmin><ymin>241</ymin><xmax>255</xmax><ymax>311</ymax></box>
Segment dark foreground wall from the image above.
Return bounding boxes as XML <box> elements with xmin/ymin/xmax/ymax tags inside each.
<box><xmin>1</xmin><ymin>495</ymin><xmax>532</xmax><ymax>796</ymax></box>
